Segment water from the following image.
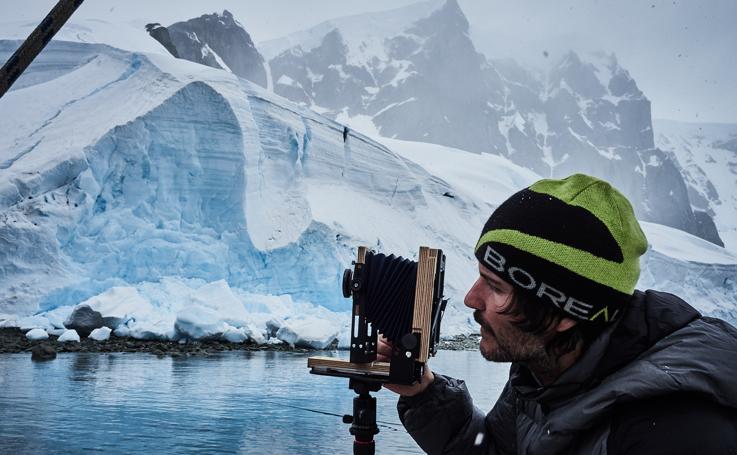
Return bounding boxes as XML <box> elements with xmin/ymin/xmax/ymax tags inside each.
<box><xmin>0</xmin><ymin>350</ymin><xmax>509</xmax><ymax>454</ymax></box>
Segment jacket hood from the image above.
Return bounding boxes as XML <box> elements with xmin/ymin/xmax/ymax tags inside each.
<box><xmin>597</xmin><ymin>290</ymin><xmax>701</xmax><ymax>377</ymax></box>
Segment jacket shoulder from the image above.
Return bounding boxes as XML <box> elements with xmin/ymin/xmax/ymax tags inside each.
<box><xmin>608</xmin><ymin>393</ymin><xmax>737</xmax><ymax>455</ymax></box>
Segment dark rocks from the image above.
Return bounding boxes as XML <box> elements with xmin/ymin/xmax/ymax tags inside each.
<box><xmin>63</xmin><ymin>305</ymin><xmax>105</xmax><ymax>338</ymax></box>
<box><xmin>694</xmin><ymin>210</ymin><xmax>725</xmax><ymax>247</ymax></box>
<box><xmin>436</xmin><ymin>334</ymin><xmax>481</xmax><ymax>351</ymax></box>
<box><xmin>31</xmin><ymin>343</ymin><xmax>57</xmax><ymax>361</ymax></box>
<box><xmin>0</xmin><ymin>327</ymin><xmax>480</xmax><ymax>358</ymax></box>
<box><xmin>0</xmin><ymin>327</ymin><xmax>295</xmax><ymax>356</ymax></box>
<box><xmin>145</xmin><ymin>23</ymin><xmax>179</xmax><ymax>58</ymax></box>
<box><xmin>1</xmin><ymin>328</ymin><xmax>27</xmax><ymax>352</ymax></box>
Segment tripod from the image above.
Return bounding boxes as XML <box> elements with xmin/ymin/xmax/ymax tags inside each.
<box><xmin>342</xmin><ymin>379</ymin><xmax>382</xmax><ymax>455</ymax></box>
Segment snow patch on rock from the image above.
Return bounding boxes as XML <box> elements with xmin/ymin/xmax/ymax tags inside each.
<box><xmin>58</xmin><ymin>329</ymin><xmax>81</xmax><ymax>342</ymax></box>
<box><xmin>26</xmin><ymin>328</ymin><xmax>49</xmax><ymax>340</ymax></box>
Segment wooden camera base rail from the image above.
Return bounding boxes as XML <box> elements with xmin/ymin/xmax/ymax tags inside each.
<box><xmin>307</xmin><ymin>356</ymin><xmax>390</xmax><ymax>381</ymax></box>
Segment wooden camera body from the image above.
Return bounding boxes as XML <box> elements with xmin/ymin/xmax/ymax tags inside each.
<box><xmin>308</xmin><ymin>246</ymin><xmax>447</xmax><ymax>385</ymax></box>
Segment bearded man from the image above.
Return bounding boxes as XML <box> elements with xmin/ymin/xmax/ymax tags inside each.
<box><xmin>379</xmin><ymin>174</ymin><xmax>737</xmax><ymax>454</ymax></box>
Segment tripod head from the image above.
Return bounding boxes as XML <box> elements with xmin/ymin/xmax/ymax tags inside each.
<box><xmin>342</xmin><ymin>380</ymin><xmax>382</xmax><ymax>455</ymax></box>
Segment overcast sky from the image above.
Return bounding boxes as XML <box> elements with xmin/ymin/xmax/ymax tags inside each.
<box><xmin>4</xmin><ymin>0</ymin><xmax>735</xmax><ymax>123</ymax></box>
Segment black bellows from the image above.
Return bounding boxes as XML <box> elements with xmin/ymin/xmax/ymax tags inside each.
<box><xmin>362</xmin><ymin>252</ymin><xmax>418</xmax><ymax>343</ymax></box>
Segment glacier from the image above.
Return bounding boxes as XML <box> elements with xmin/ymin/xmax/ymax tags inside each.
<box><xmin>1</xmin><ymin>38</ymin><xmax>736</xmax><ymax>348</ymax></box>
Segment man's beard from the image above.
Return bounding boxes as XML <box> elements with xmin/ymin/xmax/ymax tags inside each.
<box><xmin>474</xmin><ymin>310</ymin><xmax>548</xmax><ymax>364</ymax></box>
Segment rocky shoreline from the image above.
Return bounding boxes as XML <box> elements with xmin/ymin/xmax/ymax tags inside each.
<box><xmin>0</xmin><ymin>328</ymin><xmax>480</xmax><ymax>358</ymax></box>
<box><xmin>435</xmin><ymin>333</ymin><xmax>482</xmax><ymax>351</ymax></box>
<box><xmin>0</xmin><ymin>328</ymin><xmax>303</xmax><ymax>358</ymax></box>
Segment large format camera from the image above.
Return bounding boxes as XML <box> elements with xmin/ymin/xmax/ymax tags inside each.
<box><xmin>307</xmin><ymin>246</ymin><xmax>447</xmax><ymax>454</ymax></box>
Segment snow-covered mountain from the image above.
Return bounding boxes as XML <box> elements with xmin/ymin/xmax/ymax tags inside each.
<box><xmin>146</xmin><ymin>2</ymin><xmax>723</xmax><ymax>247</ymax></box>
<box><xmin>1</xmin><ymin>18</ymin><xmax>735</xmax><ymax>346</ymax></box>
<box><xmin>654</xmin><ymin>119</ymin><xmax>737</xmax><ymax>251</ymax></box>
<box><xmin>264</xmin><ymin>0</ymin><xmax>499</xmax><ymax>156</ymax></box>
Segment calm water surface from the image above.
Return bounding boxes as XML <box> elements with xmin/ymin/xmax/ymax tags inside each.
<box><xmin>0</xmin><ymin>349</ymin><xmax>509</xmax><ymax>454</ymax></box>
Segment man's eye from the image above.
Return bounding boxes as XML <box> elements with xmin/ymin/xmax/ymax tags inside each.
<box><xmin>484</xmin><ymin>279</ymin><xmax>500</xmax><ymax>292</ymax></box>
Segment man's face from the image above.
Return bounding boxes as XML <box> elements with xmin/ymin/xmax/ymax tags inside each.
<box><xmin>464</xmin><ymin>262</ymin><xmax>548</xmax><ymax>363</ymax></box>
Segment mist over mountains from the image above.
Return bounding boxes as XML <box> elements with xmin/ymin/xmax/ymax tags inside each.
<box><xmin>147</xmin><ymin>0</ymin><xmax>730</xmax><ymax>249</ymax></box>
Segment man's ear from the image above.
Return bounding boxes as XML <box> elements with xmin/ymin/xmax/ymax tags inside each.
<box><xmin>555</xmin><ymin>317</ymin><xmax>578</xmax><ymax>333</ymax></box>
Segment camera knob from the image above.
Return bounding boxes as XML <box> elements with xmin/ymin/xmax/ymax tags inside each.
<box><xmin>342</xmin><ymin>268</ymin><xmax>353</xmax><ymax>298</ymax></box>
<box><xmin>401</xmin><ymin>333</ymin><xmax>418</xmax><ymax>350</ymax></box>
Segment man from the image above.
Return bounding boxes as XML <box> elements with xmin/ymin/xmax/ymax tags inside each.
<box><xmin>378</xmin><ymin>174</ymin><xmax>737</xmax><ymax>454</ymax></box>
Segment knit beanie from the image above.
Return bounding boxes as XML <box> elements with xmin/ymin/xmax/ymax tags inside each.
<box><xmin>474</xmin><ymin>174</ymin><xmax>648</xmax><ymax>324</ymax></box>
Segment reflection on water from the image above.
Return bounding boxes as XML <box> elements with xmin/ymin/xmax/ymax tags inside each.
<box><xmin>0</xmin><ymin>350</ymin><xmax>508</xmax><ymax>454</ymax></box>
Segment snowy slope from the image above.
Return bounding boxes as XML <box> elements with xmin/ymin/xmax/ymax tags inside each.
<box><xmin>0</xmin><ymin>18</ymin><xmax>169</xmax><ymax>56</ymax></box>
<box><xmin>638</xmin><ymin>221</ymin><xmax>737</xmax><ymax>323</ymax></box>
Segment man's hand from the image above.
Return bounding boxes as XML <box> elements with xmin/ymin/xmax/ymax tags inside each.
<box><xmin>377</xmin><ymin>336</ymin><xmax>435</xmax><ymax>397</ymax></box>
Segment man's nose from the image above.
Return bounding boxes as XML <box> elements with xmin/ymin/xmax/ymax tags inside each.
<box><xmin>464</xmin><ymin>279</ymin><xmax>484</xmax><ymax>311</ymax></box>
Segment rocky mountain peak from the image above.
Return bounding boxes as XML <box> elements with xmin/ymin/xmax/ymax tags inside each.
<box><xmin>605</xmin><ymin>60</ymin><xmax>643</xmax><ymax>99</ymax></box>
<box><xmin>200</xmin><ymin>10</ymin><xmax>242</xmax><ymax>31</ymax></box>
<box><xmin>147</xmin><ymin>10</ymin><xmax>267</xmax><ymax>87</ymax></box>
<box><xmin>550</xmin><ymin>50</ymin><xmax>606</xmax><ymax>99</ymax></box>
<box><xmin>395</xmin><ymin>1</ymin><xmax>469</xmax><ymax>58</ymax></box>
<box><xmin>558</xmin><ymin>49</ymin><xmax>583</xmax><ymax>68</ymax></box>
<box><xmin>413</xmin><ymin>0</ymin><xmax>469</xmax><ymax>34</ymax></box>
<box><xmin>550</xmin><ymin>50</ymin><xmax>643</xmax><ymax>101</ymax></box>
<box><xmin>314</xmin><ymin>28</ymin><xmax>348</xmax><ymax>65</ymax></box>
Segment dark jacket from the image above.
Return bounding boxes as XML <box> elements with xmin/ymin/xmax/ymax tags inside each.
<box><xmin>397</xmin><ymin>290</ymin><xmax>737</xmax><ymax>454</ymax></box>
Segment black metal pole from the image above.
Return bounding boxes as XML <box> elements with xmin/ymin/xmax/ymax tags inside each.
<box><xmin>346</xmin><ymin>380</ymin><xmax>380</xmax><ymax>455</ymax></box>
<box><xmin>0</xmin><ymin>0</ymin><xmax>85</xmax><ymax>98</ymax></box>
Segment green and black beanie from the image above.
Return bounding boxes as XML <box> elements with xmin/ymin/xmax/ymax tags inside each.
<box><xmin>474</xmin><ymin>174</ymin><xmax>648</xmax><ymax>324</ymax></box>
